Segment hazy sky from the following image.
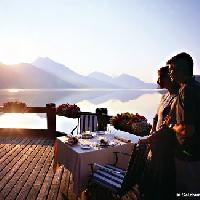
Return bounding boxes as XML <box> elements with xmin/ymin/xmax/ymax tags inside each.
<box><xmin>0</xmin><ymin>0</ymin><xmax>200</xmax><ymax>82</ymax></box>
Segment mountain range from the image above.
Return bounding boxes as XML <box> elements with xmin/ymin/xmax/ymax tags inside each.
<box><xmin>0</xmin><ymin>63</ymin><xmax>74</xmax><ymax>89</ymax></box>
<box><xmin>1</xmin><ymin>57</ymin><xmax>198</xmax><ymax>89</ymax></box>
<box><xmin>33</xmin><ymin>57</ymin><xmax>157</xmax><ymax>89</ymax></box>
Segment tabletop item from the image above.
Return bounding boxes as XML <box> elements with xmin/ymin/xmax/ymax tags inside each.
<box><xmin>99</xmin><ymin>138</ymin><xmax>109</xmax><ymax>147</ymax></box>
<box><xmin>81</xmin><ymin>144</ymin><xmax>91</xmax><ymax>149</ymax></box>
<box><xmin>67</xmin><ymin>136</ymin><xmax>79</xmax><ymax>145</ymax></box>
<box><xmin>81</xmin><ymin>133</ymin><xmax>93</xmax><ymax>139</ymax></box>
<box><xmin>114</xmin><ymin>135</ymin><xmax>131</xmax><ymax>143</ymax></box>
<box><xmin>96</xmin><ymin>131</ymin><xmax>105</xmax><ymax>135</ymax></box>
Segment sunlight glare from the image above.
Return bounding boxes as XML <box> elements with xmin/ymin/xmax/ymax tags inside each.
<box><xmin>8</xmin><ymin>89</ymin><xmax>20</xmax><ymax>93</ymax></box>
<box><xmin>0</xmin><ymin>113</ymin><xmax>47</xmax><ymax>128</ymax></box>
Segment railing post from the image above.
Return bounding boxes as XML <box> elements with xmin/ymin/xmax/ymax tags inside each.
<box><xmin>46</xmin><ymin>103</ymin><xmax>56</xmax><ymax>135</ymax></box>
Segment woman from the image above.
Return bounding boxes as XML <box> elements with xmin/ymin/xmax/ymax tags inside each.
<box><xmin>142</xmin><ymin>66</ymin><xmax>179</xmax><ymax>200</ymax></box>
<box><xmin>152</xmin><ymin>66</ymin><xmax>179</xmax><ymax>132</ymax></box>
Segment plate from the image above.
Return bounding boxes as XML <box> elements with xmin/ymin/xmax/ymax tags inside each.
<box><xmin>96</xmin><ymin>131</ymin><xmax>105</xmax><ymax>135</ymax></box>
<box><xmin>81</xmin><ymin>144</ymin><xmax>91</xmax><ymax>149</ymax></box>
<box><xmin>81</xmin><ymin>134</ymin><xmax>93</xmax><ymax>139</ymax></box>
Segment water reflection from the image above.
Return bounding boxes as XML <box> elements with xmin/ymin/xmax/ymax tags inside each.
<box><xmin>0</xmin><ymin>89</ymin><xmax>164</xmax><ymax>131</ymax></box>
<box><xmin>0</xmin><ymin>89</ymin><xmax>164</xmax><ymax>106</ymax></box>
<box><xmin>0</xmin><ymin>113</ymin><xmax>47</xmax><ymax>128</ymax></box>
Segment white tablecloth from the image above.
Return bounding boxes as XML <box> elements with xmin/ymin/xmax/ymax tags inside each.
<box><xmin>54</xmin><ymin>133</ymin><xmax>136</xmax><ymax>195</ymax></box>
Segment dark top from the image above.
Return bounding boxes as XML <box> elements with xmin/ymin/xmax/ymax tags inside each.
<box><xmin>175</xmin><ymin>77</ymin><xmax>200</xmax><ymax>160</ymax></box>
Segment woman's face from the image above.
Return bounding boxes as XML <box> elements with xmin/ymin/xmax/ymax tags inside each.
<box><xmin>157</xmin><ymin>73</ymin><xmax>169</xmax><ymax>89</ymax></box>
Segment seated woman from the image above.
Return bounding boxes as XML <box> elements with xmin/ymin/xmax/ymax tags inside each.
<box><xmin>141</xmin><ymin>66</ymin><xmax>179</xmax><ymax>200</ymax></box>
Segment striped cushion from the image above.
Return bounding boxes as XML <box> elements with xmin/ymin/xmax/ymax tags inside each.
<box><xmin>91</xmin><ymin>165</ymin><xmax>126</xmax><ymax>193</ymax></box>
<box><xmin>104</xmin><ymin>164</ymin><xmax>126</xmax><ymax>176</ymax></box>
<box><xmin>80</xmin><ymin>114</ymin><xmax>98</xmax><ymax>133</ymax></box>
<box><xmin>89</xmin><ymin>144</ymin><xmax>149</xmax><ymax>197</ymax></box>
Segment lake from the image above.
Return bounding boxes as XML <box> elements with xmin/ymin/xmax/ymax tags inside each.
<box><xmin>0</xmin><ymin>89</ymin><xmax>164</xmax><ymax>133</ymax></box>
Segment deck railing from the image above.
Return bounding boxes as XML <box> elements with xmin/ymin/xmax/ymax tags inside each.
<box><xmin>0</xmin><ymin>104</ymin><xmax>111</xmax><ymax>137</ymax></box>
<box><xmin>0</xmin><ymin>103</ymin><xmax>56</xmax><ymax>137</ymax></box>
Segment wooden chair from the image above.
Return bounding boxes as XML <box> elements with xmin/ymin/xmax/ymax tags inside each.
<box><xmin>86</xmin><ymin>143</ymin><xmax>150</xmax><ymax>200</ymax></box>
<box><xmin>80</xmin><ymin>112</ymin><xmax>98</xmax><ymax>133</ymax></box>
<box><xmin>70</xmin><ymin>112</ymin><xmax>98</xmax><ymax>135</ymax></box>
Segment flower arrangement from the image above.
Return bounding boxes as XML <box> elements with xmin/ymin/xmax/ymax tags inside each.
<box><xmin>56</xmin><ymin>103</ymin><xmax>80</xmax><ymax>118</ymax></box>
<box><xmin>3</xmin><ymin>101</ymin><xmax>27</xmax><ymax>113</ymax></box>
<box><xmin>111</xmin><ymin>112</ymin><xmax>152</xmax><ymax>136</ymax></box>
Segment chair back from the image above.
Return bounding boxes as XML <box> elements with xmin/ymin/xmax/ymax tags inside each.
<box><xmin>119</xmin><ymin>143</ymin><xmax>150</xmax><ymax>196</ymax></box>
<box><xmin>80</xmin><ymin>113</ymin><xmax>98</xmax><ymax>133</ymax></box>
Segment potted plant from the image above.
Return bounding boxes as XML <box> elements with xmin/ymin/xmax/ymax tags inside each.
<box><xmin>111</xmin><ymin>112</ymin><xmax>152</xmax><ymax>136</ymax></box>
<box><xmin>56</xmin><ymin>103</ymin><xmax>80</xmax><ymax>118</ymax></box>
<box><xmin>3</xmin><ymin>101</ymin><xmax>27</xmax><ymax>113</ymax></box>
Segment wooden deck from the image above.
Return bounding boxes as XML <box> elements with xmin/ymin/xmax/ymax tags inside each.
<box><xmin>0</xmin><ymin>136</ymin><xmax>76</xmax><ymax>200</ymax></box>
<box><xmin>0</xmin><ymin>135</ymin><xmax>139</xmax><ymax>200</ymax></box>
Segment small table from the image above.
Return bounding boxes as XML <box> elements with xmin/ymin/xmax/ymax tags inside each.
<box><xmin>54</xmin><ymin>132</ymin><xmax>136</xmax><ymax>195</ymax></box>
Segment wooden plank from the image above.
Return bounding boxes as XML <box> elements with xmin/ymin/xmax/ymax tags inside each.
<box><xmin>66</xmin><ymin>172</ymin><xmax>78</xmax><ymax>200</ymax></box>
<box><xmin>0</xmin><ymin>138</ymin><xmax>32</xmax><ymax>168</ymax></box>
<box><xmin>3</xmin><ymin>139</ymin><xmax>50</xmax><ymax>198</ymax></box>
<box><xmin>26</xmin><ymin>148</ymin><xmax>54</xmax><ymax>200</ymax></box>
<box><xmin>0</xmin><ymin>138</ymin><xmax>42</xmax><ymax>190</ymax></box>
<box><xmin>0</xmin><ymin>137</ymin><xmax>32</xmax><ymax>174</ymax></box>
<box><xmin>15</xmin><ymin>140</ymin><xmax>54</xmax><ymax>200</ymax></box>
<box><xmin>0</xmin><ymin>137</ymin><xmax>24</xmax><ymax>159</ymax></box>
<box><xmin>0</xmin><ymin>129</ymin><xmax>54</xmax><ymax>137</ymax></box>
<box><xmin>0</xmin><ymin>136</ymin><xmax>15</xmax><ymax>148</ymax></box>
<box><xmin>5</xmin><ymin>139</ymin><xmax>53</xmax><ymax>200</ymax></box>
<box><xmin>56</xmin><ymin>168</ymin><xmax>71</xmax><ymax>200</ymax></box>
<box><xmin>35</xmin><ymin>160</ymin><xmax>55</xmax><ymax>200</ymax></box>
<box><xmin>47</xmin><ymin>165</ymin><xmax>64</xmax><ymax>200</ymax></box>
<box><xmin>0</xmin><ymin>136</ymin><xmax>79</xmax><ymax>200</ymax></box>
<box><xmin>0</xmin><ymin>136</ymin><xmax>15</xmax><ymax>152</ymax></box>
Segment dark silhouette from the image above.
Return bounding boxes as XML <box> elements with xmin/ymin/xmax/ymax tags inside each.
<box><xmin>167</xmin><ymin>52</ymin><xmax>200</xmax><ymax>192</ymax></box>
<box><xmin>141</xmin><ymin>66</ymin><xmax>178</xmax><ymax>200</ymax></box>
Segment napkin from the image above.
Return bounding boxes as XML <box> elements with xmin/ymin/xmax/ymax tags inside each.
<box><xmin>114</xmin><ymin>135</ymin><xmax>131</xmax><ymax>143</ymax></box>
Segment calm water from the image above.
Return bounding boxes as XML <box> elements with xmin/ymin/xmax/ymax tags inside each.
<box><xmin>0</xmin><ymin>89</ymin><xmax>164</xmax><ymax>133</ymax></box>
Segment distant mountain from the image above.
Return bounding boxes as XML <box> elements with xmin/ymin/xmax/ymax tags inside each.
<box><xmin>0</xmin><ymin>63</ymin><xmax>76</xmax><ymax>89</ymax></box>
<box><xmin>114</xmin><ymin>74</ymin><xmax>156</xmax><ymax>89</ymax></box>
<box><xmin>33</xmin><ymin>58</ymin><xmax>156</xmax><ymax>89</ymax></box>
<box><xmin>88</xmin><ymin>71</ymin><xmax>112</xmax><ymax>83</ymax></box>
<box><xmin>0</xmin><ymin>57</ymin><xmax>157</xmax><ymax>89</ymax></box>
<box><xmin>33</xmin><ymin>57</ymin><xmax>118</xmax><ymax>88</ymax></box>
<box><xmin>88</xmin><ymin>71</ymin><xmax>157</xmax><ymax>89</ymax></box>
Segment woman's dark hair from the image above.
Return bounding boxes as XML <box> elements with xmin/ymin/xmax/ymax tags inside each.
<box><xmin>158</xmin><ymin>66</ymin><xmax>169</xmax><ymax>79</ymax></box>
